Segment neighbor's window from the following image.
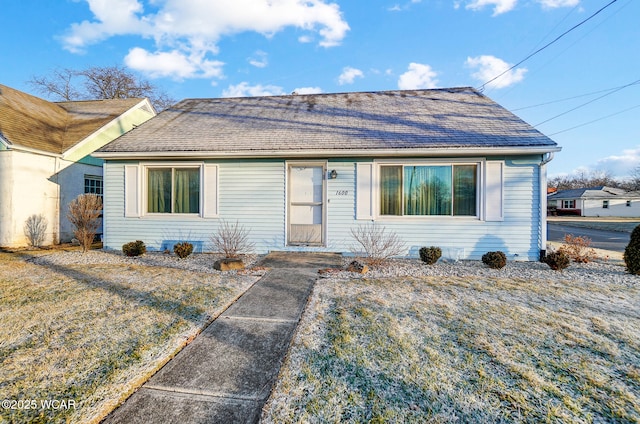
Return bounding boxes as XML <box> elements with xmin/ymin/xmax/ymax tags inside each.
<box><xmin>84</xmin><ymin>175</ymin><xmax>103</xmax><ymax>197</ymax></box>
<box><xmin>603</xmin><ymin>200</ymin><xmax>609</xmax><ymax>209</ymax></box>
<box><xmin>562</xmin><ymin>200</ymin><xmax>575</xmax><ymax>209</ymax></box>
<box><xmin>380</xmin><ymin>164</ymin><xmax>477</xmax><ymax>216</ymax></box>
<box><xmin>147</xmin><ymin>167</ymin><xmax>200</xmax><ymax>214</ymax></box>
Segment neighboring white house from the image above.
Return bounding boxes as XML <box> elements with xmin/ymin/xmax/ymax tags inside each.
<box><xmin>94</xmin><ymin>88</ymin><xmax>560</xmax><ymax>261</ymax></box>
<box><xmin>0</xmin><ymin>84</ymin><xmax>156</xmax><ymax>247</ymax></box>
<box><xmin>548</xmin><ymin>186</ymin><xmax>640</xmax><ymax>217</ymax></box>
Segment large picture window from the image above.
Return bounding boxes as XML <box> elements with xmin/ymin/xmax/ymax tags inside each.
<box><xmin>147</xmin><ymin>167</ymin><xmax>200</xmax><ymax>214</ymax></box>
<box><xmin>380</xmin><ymin>164</ymin><xmax>477</xmax><ymax>216</ymax></box>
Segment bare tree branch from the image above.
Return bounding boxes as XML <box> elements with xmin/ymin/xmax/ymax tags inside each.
<box><xmin>27</xmin><ymin>65</ymin><xmax>175</xmax><ymax>111</ymax></box>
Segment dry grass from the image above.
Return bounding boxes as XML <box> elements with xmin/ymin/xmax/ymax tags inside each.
<box><xmin>0</xmin><ymin>250</ymin><xmax>259</xmax><ymax>423</ymax></box>
<box><xmin>264</xmin><ymin>271</ymin><xmax>640</xmax><ymax>423</ymax></box>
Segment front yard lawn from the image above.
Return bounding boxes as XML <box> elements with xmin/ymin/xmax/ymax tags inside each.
<box><xmin>264</xmin><ymin>268</ymin><xmax>640</xmax><ymax>423</ymax></box>
<box><xmin>0</xmin><ymin>250</ymin><xmax>259</xmax><ymax>423</ymax></box>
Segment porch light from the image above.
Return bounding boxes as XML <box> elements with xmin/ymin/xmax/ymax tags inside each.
<box><xmin>329</xmin><ymin>169</ymin><xmax>338</xmax><ymax>179</ymax></box>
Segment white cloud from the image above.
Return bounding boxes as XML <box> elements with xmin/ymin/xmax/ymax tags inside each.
<box><xmin>338</xmin><ymin>67</ymin><xmax>364</xmax><ymax>85</ymax></box>
<box><xmin>465</xmin><ymin>0</ymin><xmax>518</xmax><ymax>15</ymax></box>
<box><xmin>248</xmin><ymin>50</ymin><xmax>268</xmax><ymax>68</ymax></box>
<box><xmin>62</xmin><ymin>0</ymin><xmax>349</xmax><ymax>79</ymax></box>
<box><xmin>293</xmin><ymin>87</ymin><xmax>323</xmax><ymax>94</ymax></box>
<box><xmin>397</xmin><ymin>63</ymin><xmax>439</xmax><ymax>90</ymax></box>
<box><xmin>125</xmin><ymin>47</ymin><xmax>224</xmax><ymax>79</ymax></box>
<box><xmin>596</xmin><ymin>146</ymin><xmax>640</xmax><ymax>178</ymax></box>
<box><xmin>466</xmin><ymin>55</ymin><xmax>526</xmax><ymax>89</ymax></box>
<box><xmin>536</xmin><ymin>0</ymin><xmax>580</xmax><ymax>8</ymax></box>
<box><xmin>222</xmin><ymin>82</ymin><xmax>285</xmax><ymax>98</ymax></box>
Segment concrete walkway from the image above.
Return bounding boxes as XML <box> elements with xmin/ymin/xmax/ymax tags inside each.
<box><xmin>104</xmin><ymin>252</ymin><xmax>342</xmax><ymax>424</ymax></box>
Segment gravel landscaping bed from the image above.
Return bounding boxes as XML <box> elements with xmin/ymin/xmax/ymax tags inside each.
<box><xmin>323</xmin><ymin>255</ymin><xmax>636</xmax><ymax>286</ymax></box>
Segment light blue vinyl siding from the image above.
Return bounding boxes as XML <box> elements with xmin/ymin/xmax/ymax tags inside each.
<box><xmin>325</xmin><ymin>158</ymin><xmax>540</xmax><ymax>261</ymax></box>
<box><xmin>103</xmin><ymin>157</ymin><xmax>543</xmax><ymax>260</ymax></box>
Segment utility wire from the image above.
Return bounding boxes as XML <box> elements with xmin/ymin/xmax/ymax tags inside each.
<box><xmin>512</xmin><ymin>83</ymin><xmax>638</xmax><ymax>111</ymax></box>
<box><xmin>533</xmin><ymin>78</ymin><xmax>640</xmax><ymax>127</ymax></box>
<box><xmin>477</xmin><ymin>0</ymin><xmax>619</xmax><ymax>92</ymax></box>
<box><xmin>548</xmin><ymin>103</ymin><xmax>640</xmax><ymax>136</ymax></box>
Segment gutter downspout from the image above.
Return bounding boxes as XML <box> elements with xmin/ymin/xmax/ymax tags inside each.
<box><xmin>539</xmin><ymin>152</ymin><xmax>555</xmax><ymax>261</ymax></box>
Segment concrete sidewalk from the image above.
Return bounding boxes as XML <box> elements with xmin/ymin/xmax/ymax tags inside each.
<box><xmin>104</xmin><ymin>252</ymin><xmax>342</xmax><ymax>424</ymax></box>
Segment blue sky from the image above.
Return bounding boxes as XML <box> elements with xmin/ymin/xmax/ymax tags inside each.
<box><xmin>2</xmin><ymin>0</ymin><xmax>638</xmax><ymax>179</ymax></box>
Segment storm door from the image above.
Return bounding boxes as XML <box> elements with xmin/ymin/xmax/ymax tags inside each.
<box><xmin>288</xmin><ymin>164</ymin><xmax>325</xmax><ymax>245</ymax></box>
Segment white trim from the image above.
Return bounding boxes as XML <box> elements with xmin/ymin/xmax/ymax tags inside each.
<box><xmin>484</xmin><ymin>160</ymin><xmax>504</xmax><ymax>222</ymax></box>
<box><xmin>93</xmin><ymin>146</ymin><xmax>561</xmax><ymax>160</ymax></box>
<box><xmin>202</xmin><ymin>164</ymin><xmax>219</xmax><ymax>218</ymax></box>
<box><xmin>62</xmin><ymin>99</ymin><xmax>155</xmax><ymax>159</ymax></box>
<box><xmin>356</xmin><ymin>163</ymin><xmax>374</xmax><ymax>220</ymax></box>
<box><xmin>124</xmin><ymin>165</ymin><xmax>141</xmax><ymax>218</ymax></box>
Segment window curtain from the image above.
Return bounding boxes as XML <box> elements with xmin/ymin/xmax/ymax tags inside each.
<box><xmin>404</xmin><ymin>166</ymin><xmax>451</xmax><ymax>215</ymax></box>
<box><xmin>148</xmin><ymin>169</ymin><xmax>171</xmax><ymax>213</ymax></box>
<box><xmin>380</xmin><ymin>166</ymin><xmax>402</xmax><ymax>215</ymax></box>
<box><xmin>174</xmin><ymin>168</ymin><xmax>200</xmax><ymax>213</ymax></box>
<box><xmin>453</xmin><ymin>165</ymin><xmax>477</xmax><ymax>216</ymax></box>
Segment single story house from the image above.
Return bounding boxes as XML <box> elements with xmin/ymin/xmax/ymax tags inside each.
<box><xmin>548</xmin><ymin>186</ymin><xmax>640</xmax><ymax>217</ymax></box>
<box><xmin>0</xmin><ymin>84</ymin><xmax>156</xmax><ymax>247</ymax></box>
<box><xmin>94</xmin><ymin>87</ymin><xmax>560</xmax><ymax>261</ymax></box>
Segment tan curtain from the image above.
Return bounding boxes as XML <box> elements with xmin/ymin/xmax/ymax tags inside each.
<box><xmin>148</xmin><ymin>169</ymin><xmax>171</xmax><ymax>213</ymax></box>
<box><xmin>174</xmin><ymin>168</ymin><xmax>200</xmax><ymax>213</ymax></box>
<box><xmin>453</xmin><ymin>165</ymin><xmax>477</xmax><ymax>216</ymax></box>
<box><xmin>380</xmin><ymin>166</ymin><xmax>402</xmax><ymax>215</ymax></box>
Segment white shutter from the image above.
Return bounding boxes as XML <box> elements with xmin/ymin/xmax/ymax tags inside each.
<box><xmin>202</xmin><ymin>164</ymin><xmax>218</xmax><ymax>218</ymax></box>
<box><xmin>124</xmin><ymin>165</ymin><xmax>140</xmax><ymax>217</ymax></box>
<box><xmin>356</xmin><ymin>163</ymin><xmax>374</xmax><ymax>220</ymax></box>
<box><xmin>485</xmin><ymin>161</ymin><xmax>504</xmax><ymax>221</ymax></box>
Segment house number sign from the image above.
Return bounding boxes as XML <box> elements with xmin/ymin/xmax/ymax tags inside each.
<box><xmin>335</xmin><ymin>190</ymin><xmax>349</xmax><ymax>196</ymax></box>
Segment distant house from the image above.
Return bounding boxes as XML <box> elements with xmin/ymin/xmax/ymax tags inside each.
<box><xmin>94</xmin><ymin>88</ymin><xmax>560</xmax><ymax>261</ymax></box>
<box><xmin>548</xmin><ymin>186</ymin><xmax>640</xmax><ymax>217</ymax></box>
<box><xmin>0</xmin><ymin>84</ymin><xmax>156</xmax><ymax>247</ymax></box>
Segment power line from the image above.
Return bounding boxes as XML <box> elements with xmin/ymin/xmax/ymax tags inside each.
<box><xmin>477</xmin><ymin>0</ymin><xmax>619</xmax><ymax>92</ymax></box>
<box><xmin>548</xmin><ymin>103</ymin><xmax>640</xmax><ymax>136</ymax></box>
<box><xmin>533</xmin><ymin>78</ymin><xmax>640</xmax><ymax>127</ymax></box>
<box><xmin>512</xmin><ymin>81</ymin><xmax>640</xmax><ymax>111</ymax></box>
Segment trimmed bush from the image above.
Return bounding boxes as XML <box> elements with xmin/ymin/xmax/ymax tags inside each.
<box><xmin>482</xmin><ymin>251</ymin><xmax>507</xmax><ymax>269</ymax></box>
<box><xmin>624</xmin><ymin>224</ymin><xmax>640</xmax><ymax>275</ymax></box>
<box><xmin>173</xmin><ymin>241</ymin><xmax>194</xmax><ymax>259</ymax></box>
<box><xmin>122</xmin><ymin>240</ymin><xmax>146</xmax><ymax>257</ymax></box>
<box><xmin>419</xmin><ymin>246</ymin><xmax>442</xmax><ymax>265</ymax></box>
<box><xmin>543</xmin><ymin>250</ymin><xmax>570</xmax><ymax>271</ymax></box>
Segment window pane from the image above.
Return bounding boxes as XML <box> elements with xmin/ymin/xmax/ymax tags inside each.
<box><xmin>174</xmin><ymin>168</ymin><xmax>200</xmax><ymax>213</ymax></box>
<box><xmin>380</xmin><ymin>166</ymin><xmax>402</xmax><ymax>215</ymax></box>
<box><xmin>148</xmin><ymin>169</ymin><xmax>171</xmax><ymax>213</ymax></box>
<box><xmin>404</xmin><ymin>166</ymin><xmax>451</xmax><ymax>215</ymax></box>
<box><xmin>453</xmin><ymin>165</ymin><xmax>477</xmax><ymax>216</ymax></box>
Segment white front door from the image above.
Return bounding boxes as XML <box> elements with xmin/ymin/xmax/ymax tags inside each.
<box><xmin>288</xmin><ymin>165</ymin><xmax>324</xmax><ymax>245</ymax></box>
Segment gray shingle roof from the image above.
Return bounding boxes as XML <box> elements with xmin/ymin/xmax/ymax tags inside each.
<box><xmin>97</xmin><ymin>87</ymin><xmax>559</xmax><ymax>157</ymax></box>
<box><xmin>548</xmin><ymin>186</ymin><xmax>639</xmax><ymax>199</ymax></box>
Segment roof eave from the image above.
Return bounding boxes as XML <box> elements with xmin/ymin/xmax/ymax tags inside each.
<box><xmin>93</xmin><ymin>145</ymin><xmax>561</xmax><ymax>160</ymax></box>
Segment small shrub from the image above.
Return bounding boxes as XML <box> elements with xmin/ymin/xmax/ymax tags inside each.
<box><xmin>482</xmin><ymin>251</ymin><xmax>507</xmax><ymax>269</ymax></box>
<box><xmin>624</xmin><ymin>224</ymin><xmax>640</xmax><ymax>275</ymax></box>
<box><xmin>210</xmin><ymin>220</ymin><xmax>255</xmax><ymax>259</ymax></box>
<box><xmin>543</xmin><ymin>250</ymin><xmax>570</xmax><ymax>271</ymax></box>
<box><xmin>419</xmin><ymin>246</ymin><xmax>442</xmax><ymax>265</ymax></box>
<box><xmin>559</xmin><ymin>234</ymin><xmax>597</xmax><ymax>263</ymax></box>
<box><xmin>67</xmin><ymin>194</ymin><xmax>102</xmax><ymax>253</ymax></box>
<box><xmin>23</xmin><ymin>214</ymin><xmax>48</xmax><ymax>248</ymax></box>
<box><xmin>122</xmin><ymin>240</ymin><xmax>146</xmax><ymax>257</ymax></box>
<box><xmin>350</xmin><ymin>223</ymin><xmax>406</xmax><ymax>267</ymax></box>
<box><xmin>173</xmin><ymin>241</ymin><xmax>194</xmax><ymax>259</ymax></box>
